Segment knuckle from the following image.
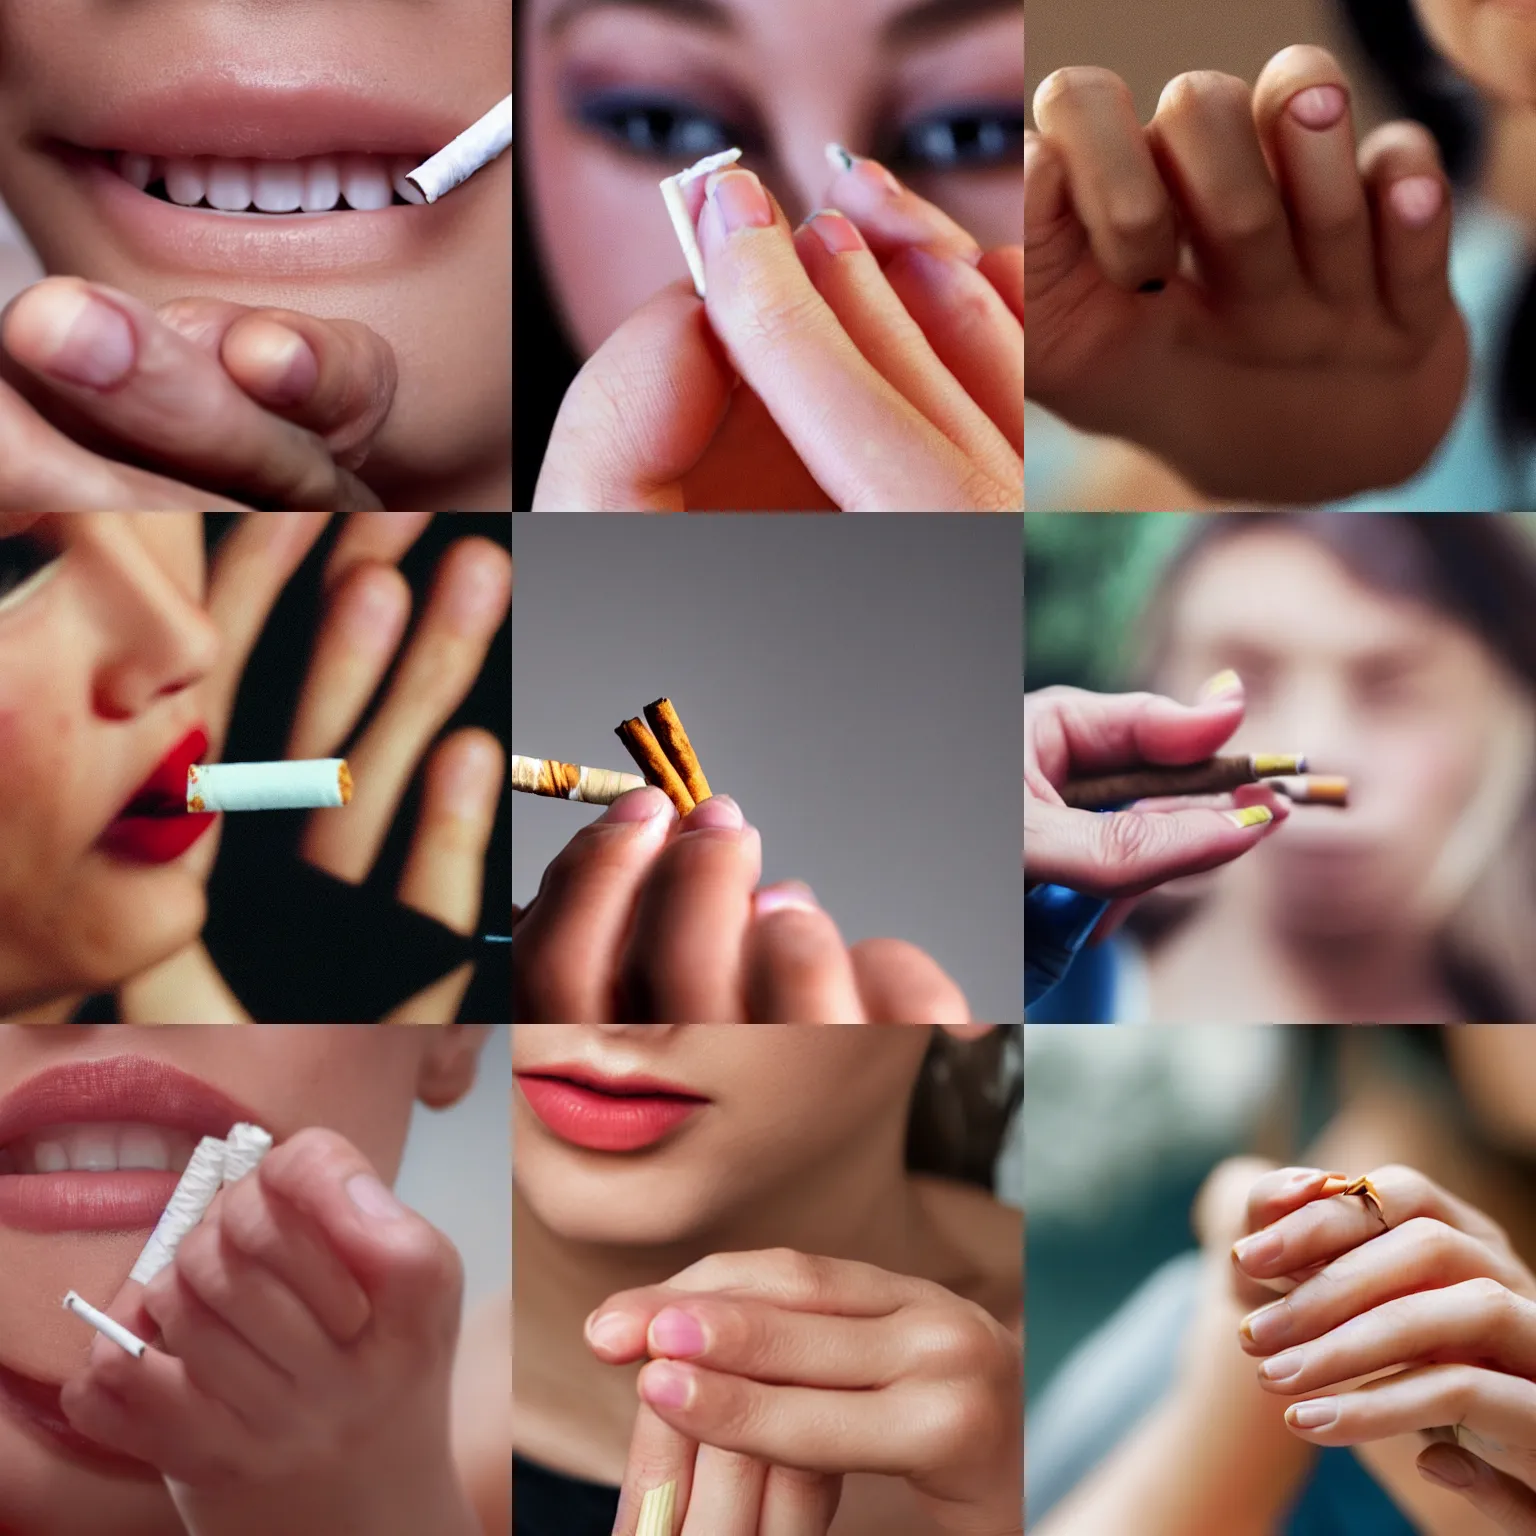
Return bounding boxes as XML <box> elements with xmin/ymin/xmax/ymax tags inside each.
<box><xmin>1034</xmin><ymin>67</ymin><xmax>1133</xmax><ymax>120</ymax></box>
<box><xmin>1158</xmin><ymin>70</ymin><xmax>1251</xmax><ymax>122</ymax></box>
<box><xmin>759</xmin><ymin>1247</ymin><xmax>829</xmax><ymax>1303</ymax></box>
<box><xmin>924</xmin><ymin>1382</ymin><xmax>991</xmax><ymax>1462</ymax></box>
<box><xmin>1095</xmin><ymin>810</ymin><xmax>1160</xmax><ymax>870</ymax></box>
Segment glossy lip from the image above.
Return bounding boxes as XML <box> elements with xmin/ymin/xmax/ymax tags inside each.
<box><xmin>98</xmin><ymin>724</ymin><xmax>216</xmax><ymax>866</ymax></box>
<box><xmin>516</xmin><ymin>1076</ymin><xmax>706</xmax><ymax>1153</ymax></box>
<box><xmin>517</xmin><ymin>1064</ymin><xmax>709</xmax><ymax>1099</ymax></box>
<box><xmin>112</xmin><ymin>724</ymin><xmax>209</xmax><ymax>820</ymax></box>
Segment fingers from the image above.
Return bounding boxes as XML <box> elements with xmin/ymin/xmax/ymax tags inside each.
<box><xmin>757</xmin><ymin>1466</ymin><xmax>844</xmax><ymax>1536</ymax></box>
<box><xmin>847</xmin><ymin>938</ymin><xmax>972</xmax><ymax>1025</ymax></box>
<box><xmin>743</xmin><ymin>885</ymin><xmax>866</xmax><ymax>1023</ymax></box>
<box><xmin>656</xmin><ymin>1249</ymin><xmax>935</xmax><ymax>1314</ymax></box>
<box><xmin>1419</xmin><ymin>1444</ymin><xmax>1536</xmax><ymax>1534</ymax></box>
<box><xmin>979</xmin><ymin>246</ymin><xmax>1025</xmax><ymax>324</ymax></box>
<box><xmin>822</xmin><ymin>152</ymin><xmax>985</xmax><ymax>264</ymax></box>
<box><xmin>1032</xmin><ymin>69</ymin><xmax>1178</xmax><ymax>291</ymax></box>
<box><xmin>322</xmin><ymin>510</ymin><xmax>434</xmax><ymax>591</ymax></box>
<box><xmin>611</xmin><ymin>1401</ymin><xmax>700</xmax><ymax>1536</ymax></box>
<box><xmin>680</xmin><ymin>1445</ymin><xmax>769</xmax><ymax>1536</ymax></box>
<box><xmin>1358</xmin><ymin>120</ymin><xmax>1456</xmax><ymax>340</ymax></box>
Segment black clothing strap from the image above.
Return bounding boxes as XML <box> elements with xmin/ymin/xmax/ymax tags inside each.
<box><xmin>513</xmin><ymin>1452</ymin><xmax>620</xmax><ymax>1536</ymax></box>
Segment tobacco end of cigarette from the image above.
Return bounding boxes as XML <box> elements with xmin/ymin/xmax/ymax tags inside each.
<box><xmin>615</xmin><ymin>718</ymin><xmax>695</xmax><ymax>816</ymax></box>
<box><xmin>338</xmin><ymin>760</ymin><xmax>353</xmax><ymax>805</ymax></box>
<box><xmin>188</xmin><ymin>795</ymin><xmax>206</xmax><ymax>813</ymax></box>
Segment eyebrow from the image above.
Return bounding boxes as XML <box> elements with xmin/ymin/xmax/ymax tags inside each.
<box><xmin>544</xmin><ymin>0</ymin><xmax>1021</xmax><ymax>45</ymax></box>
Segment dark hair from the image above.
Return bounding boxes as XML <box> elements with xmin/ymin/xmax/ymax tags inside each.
<box><xmin>905</xmin><ymin>1029</ymin><xmax>1023</xmax><ymax>1192</ymax></box>
<box><xmin>1334</xmin><ymin>0</ymin><xmax>1536</xmax><ymax>447</ymax></box>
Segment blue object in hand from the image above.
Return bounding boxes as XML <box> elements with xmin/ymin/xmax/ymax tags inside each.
<box><xmin>1025</xmin><ymin>883</ymin><xmax>1111</xmax><ymax>1008</ymax></box>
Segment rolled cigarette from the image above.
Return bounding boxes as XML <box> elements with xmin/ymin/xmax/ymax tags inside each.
<box><xmin>660</xmin><ymin>147</ymin><xmax>744</xmax><ymax>298</ymax></box>
<box><xmin>615</xmin><ymin>718</ymin><xmax>696</xmax><ymax>816</ymax></box>
<box><xmin>405</xmin><ymin>94</ymin><xmax>513</xmax><ymax>203</ymax></box>
<box><xmin>188</xmin><ymin>760</ymin><xmax>352</xmax><ymax>813</ymax></box>
<box><xmin>63</xmin><ymin>1291</ymin><xmax>147</xmax><ymax>1360</ymax></box>
<box><xmin>221</xmin><ymin>1123</ymin><xmax>273</xmax><ymax>1186</ymax></box>
<box><xmin>636</xmin><ymin>1482</ymin><xmax>677</xmax><ymax>1536</ymax></box>
<box><xmin>1061</xmin><ymin>754</ymin><xmax>1311</xmax><ymax>811</ymax></box>
<box><xmin>511</xmin><ymin>754</ymin><xmax>647</xmax><ymax>805</ymax></box>
<box><xmin>1267</xmin><ymin>775</ymin><xmax>1350</xmax><ymax>807</ymax></box>
<box><xmin>128</xmin><ymin>1135</ymin><xmax>228</xmax><ymax>1285</ymax></box>
<box><xmin>642</xmin><ymin>698</ymin><xmax>712</xmax><ymax>805</ymax></box>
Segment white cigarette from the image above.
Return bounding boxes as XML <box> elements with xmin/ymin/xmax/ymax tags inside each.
<box><xmin>129</xmin><ymin>1135</ymin><xmax>228</xmax><ymax>1285</ymax></box>
<box><xmin>63</xmin><ymin>1291</ymin><xmax>147</xmax><ymax>1360</ymax></box>
<box><xmin>221</xmin><ymin>1123</ymin><xmax>273</xmax><ymax>1185</ymax></box>
<box><xmin>511</xmin><ymin>755</ymin><xmax>646</xmax><ymax>805</ymax></box>
<box><xmin>188</xmin><ymin>760</ymin><xmax>352</xmax><ymax>813</ymax></box>
<box><xmin>660</xmin><ymin>148</ymin><xmax>744</xmax><ymax>299</ymax></box>
<box><xmin>406</xmin><ymin>94</ymin><xmax>513</xmax><ymax>204</ymax></box>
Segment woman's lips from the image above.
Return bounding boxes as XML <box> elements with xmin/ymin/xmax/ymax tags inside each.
<box><xmin>0</xmin><ymin>1361</ymin><xmax>157</xmax><ymax>1475</ymax></box>
<box><xmin>515</xmin><ymin>1075</ymin><xmax>706</xmax><ymax>1152</ymax></box>
<box><xmin>99</xmin><ymin>723</ymin><xmax>215</xmax><ymax>866</ymax></box>
<box><xmin>0</xmin><ymin>1170</ymin><xmax>180</xmax><ymax>1234</ymax></box>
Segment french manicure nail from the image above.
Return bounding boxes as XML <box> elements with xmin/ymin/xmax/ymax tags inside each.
<box><xmin>681</xmin><ymin>794</ymin><xmax>744</xmax><ymax>832</ymax></box>
<box><xmin>1288</xmin><ymin>84</ymin><xmax>1347</xmax><ymax>131</ymax></box>
<box><xmin>1233</xmin><ymin>1229</ymin><xmax>1284</xmax><ymax>1268</ymax></box>
<box><xmin>803</xmin><ymin>208</ymin><xmax>867</xmax><ymax>255</ymax></box>
<box><xmin>705</xmin><ymin>168</ymin><xmax>774</xmax><ymax>233</ymax></box>
<box><xmin>239</xmin><ymin>321</ymin><xmax>318</xmax><ymax>406</ymax></box>
<box><xmin>1198</xmin><ymin>669</ymin><xmax>1243</xmax><ymax>702</ymax></box>
<box><xmin>649</xmin><ymin>1307</ymin><xmax>707</xmax><ymax>1358</ymax></box>
<box><xmin>1226</xmin><ymin>805</ymin><xmax>1274</xmax><ymax>830</ymax></box>
<box><xmin>1288</xmin><ymin>1397</ymin><xmax>1338</xmax><ymax>1429</ymax></box>
<box><xmin>1389</xmin><ymin>176</ymin><xmax>1444</xmax><ymax>230</ymax></box>
<box><xmin>1241</xmin><ymin>1300</ymin><xmax>1292</xmax><ymax>1351</ymax></box>
<box><xmin>35</xmin><ymin>285</ymin><xmax>135</xmax><ymax>389</ymax></box>
<box><xmin>1261</xmin><ymin>1349</ymin><xmax>1305</xmax><ymax>1383</ymax></box>
<box><xmin>345</xmin><ymin>1173</ymin><xmax>408</xmax><ymax>1220</ymax></box>
<box><xmin>824</xmin><ymin>141</ymin><xmax>903</xmax><ymax>197</ymax></box>
<box><xmin>600</xmin><ymin>786</ymin><xmax>675</xmax><ymax>825</ymax></box>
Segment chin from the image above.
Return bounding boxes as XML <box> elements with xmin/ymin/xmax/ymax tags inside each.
<box><xmin>517</xmin><ymin>1169</ymin><xmax>722</xmax><ymax>1249</ymax></box>
<box><xmin>51</xmin><ymin>877</ymin><xmax>206</xmax><ymax>1009</ymax></box>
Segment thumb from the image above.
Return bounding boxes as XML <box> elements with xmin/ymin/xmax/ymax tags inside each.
<box><xmin>533</xmin><ymin>283</ymin><xmax>735</xmax><ymax>511</ymax></box>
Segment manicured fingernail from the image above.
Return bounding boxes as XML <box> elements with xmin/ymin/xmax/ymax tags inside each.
<box><xmin>755</xmin><ymin>881</ymin><xmax>821</xmax><ymax>918</ymax></box>
<box><xmin>1288</xmin><ymin>1398</ymin><xmax>1338</xmax><ymax>1430</ymax></box>
<box><xmin>33</xmin><ymin>285</ymin><xmax>135</xmax><ymax>388</ymax></box>
<box><xmin>1390</xmin><ymin>176</ymin><xmax>1444</xmax><ymax>230</ymax></box>
<box><xmin>824</xmin><ymin>141</ymin><xmax>903</xmax><ymax>197</ymax></box>
<box><xmin>705</xmin><ymin>168</ymin><xmax>774</xmax><ymax>233</ymax></box>
<box><xmin>345</xmin><ymin>1173</ymin><xmax>407</xmax><ymax>1220</ymax></box>
<box><xmin>649</xmin><ymin>1307</ymin><xmax>707</xmax><ymax>1358</ymax></box>
<box><xmin>803</xmin><ymin>208</ymin><xmax>867</xmax><ymax>255</ymax></box>
<box><xmin>1241</xmin><ymin>1300</ymin><xmax>1291</xmax><ymax>1351</ymax></box>
<box><xmin>640</xmin><ymin>1360</ymin><xmax>696</xmax><ymax>1409</ymax></box>
<box><xmin>236</xmin><ymin>320</ymin><xmax>318</xmax><ymax>406</ymax></box>
<box><xmin>1226</xmin><ymin>805</ymin><xmax>1274</xmax><ymax>830</ymax></box>
<box><xmin>1232</xmin><ymin>1229</ymin><xmax>1284</xmax><ymax>1268</ymax></box>
<box><xmin>1198</xmin><ymin>669</ymin><xmax>1243</xmax><ymax>702</ymax></box>
<box><xmin>681</xmin><ymin>794</ymin><xmax>744</xmax><ymax>832</ymax></box>
<box><xmin>585</xmin><ymin>1311</ymin><xmax>631</xmax><ymax>1351</ymax></box>
<box><xmin>1419</xmin><ymin>1448</ymin><xmax>1476</xmax><ymax>1489</ymax></box>
<box><xmin>1288</xmin><ymin>84</ymin><xmax>1347</xmax><ymax>131</ymax></box>
<box><xmin>601</xmin><ymin>786</ymin><xmax>675</xmax><ymax>825</ymax></box>
<box><xmin>1260</xmin><ymin>1349</ymin><xmax>1305</xmax><ymax>1383</ymax></box>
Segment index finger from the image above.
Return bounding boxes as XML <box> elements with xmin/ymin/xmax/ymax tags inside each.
<box><xmin>611</xmin><ymin>1403</ymin><xmax>699</xmax><ymax>1536</ymax></box>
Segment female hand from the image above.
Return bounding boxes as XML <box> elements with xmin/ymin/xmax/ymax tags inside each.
<box><xmin>60</xmin><ymin>1129</ymin><xmax>480</xmax><ymax>1536</ymax></box>
<box><xmin>0</xmin><ymin>277</ymin><xmax>397</xmax><ymax>509</ymax></box>
<box><xmin>118</xmin><ymin>512</ymin><xmax>511</xmax><ymax>1024</ymax></box>
<box><xmin>512</xmin><ymin>787</ymin><xmax>970</xmax><ymax>1023</ymax></box>
<box><xmin>532</xmin><ymin>152</ymin><xmax>1022</xmax><ymax>512</ymax></box>
<box><xmin>591</xmin><ymin>1249</ymin><xmax>1022</xmax><ymax>1536</ymax></box>
<box><xmin>1026</xmin><ymin>46</ymin><xmax>1468</xmax><ymax>504</ymax></box>
<box><xmin>1233</xmin><ymin>1163</ymin><xmax>1536</xmax><ymax>1532</ymax></box>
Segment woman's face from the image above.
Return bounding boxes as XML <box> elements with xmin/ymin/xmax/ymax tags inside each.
<box><xmin>1446</xmin><ymin>1025</ymin><xmax>1536</xmax><ymax>1151</ymax></box>
<box><xmin>0</xmin><ymin>514</ymin><xmax>221</xmax><ymax>1015</ymax></box>
<box><xmin>1159</xmin><ymin>530</ymin><xmax>1520</xmax><ymax>938</ymax></box>
<box><xmin>0</xmin><ymin>1023</ymin><xmax>482</xmax><ymax>1528</ymax></box>
<box><xmin>0</xmin><ymin>1</ymin><xmax>511</xmax><ymax>508</ymax></box>
<box><xmin>514</xmin><ymin>1024</ymin><xmax>986</xmax><ymax>1247</ymax></box>
<box><xmin>521</xmin><ymin>0</ymin><xmax>1025</xmax><ymax>356</ymax></box>
<box><xmin>1412</xmin><ymin>0</ymin><xmax>1536</xmax><ymax>108</ymax></box>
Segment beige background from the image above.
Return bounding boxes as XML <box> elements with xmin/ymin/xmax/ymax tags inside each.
<box><xmin>1027</xmin><ymin>0</ymin><xmax>1390</xmax><ymax>129</ymax></box>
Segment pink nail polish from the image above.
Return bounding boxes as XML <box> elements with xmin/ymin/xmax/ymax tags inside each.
<box><xmin>641</xmin><ymin>1361</ymin><xmax>695</xmax><ymax>1409</ymax></box>
<box><xmin>804</xmin><ymin>209</ymin><xmax>867</xmax><ymax>255</ymax></box>
<box><xmin>1288</xmin><ymin>84</ymin><xmax>1347</xmax><ymax>131</ymax></box>
<box><xmin>649</xmin><ymin>1307</ymin><xmax>707</xmax><ymax>1358</ymax></box>
<box><xmin>705</xmin><ymin>169</ymin><xmax>774</xmax><ymax>233</ymax></box>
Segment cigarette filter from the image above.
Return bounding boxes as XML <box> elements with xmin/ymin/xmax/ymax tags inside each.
<box><xmin>642</xmin><ymin>697</ymin><xmax>712</xmax><ymax>805</ymax></box>
<box><xmin>128</xmin><ymin>1135</ymin><xmax>228</xmax><ymax>1285</ymax></box>
<box><xmin>1061</xmin><ymin>753</ymin><xmax>1311</xmax><ymax>811</ymax></box>
<box><xmin>636</xmin><ymin>1482</ymin><xmax>677</xmax><ymax>1536</ymax></box>
<box><xmin>221</xmin><ymin>1123</ymin><xmax>273</xmax><ymax>1186</ymax></box>
<box><xmin>406</xmin><ymin>94</ymin><xmax>513</xmax><ymax>203</ymax></box>
<box><xmin>62</xmin><ymin>1291</ymin><xmax>147</xmax><ymax>1360</ymax></box>
<box><xmin>615</xmin><ymin>717</ymin><xmax>696</xmax><ymax>817</ymax></box>
<box><xmin>511</xmin><ymin>754</ymin><xmax>646</xmax><ymax>805</ymax></box>
<box><xmin>660</xmin><ymin>147</ymin><xmax>744</xmax><ymax>298</ymax></box>
<box><xmin>188</xmin><ymin>759</ymin><xmax>352</xmax><ymax>813</ymax></box>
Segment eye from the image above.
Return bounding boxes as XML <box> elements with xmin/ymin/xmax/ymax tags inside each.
<box><xmin>890</xmin><ymin>106</ymin><xmax>1025</xmax><ymax>171</ymax></box>
<box><xmin>0</xmin><ymin>530</ymin><xmax>64</xmax><ymax>610</ymax></box>
<box><xmin>572</xmin><ymin>91</ymin><xmax>748</xmax><ymax>162</ymax></box>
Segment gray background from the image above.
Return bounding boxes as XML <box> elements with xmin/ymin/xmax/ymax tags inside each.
<box><xmin>511</xmin><ymin>515</ymin><xmax>1023</xmax><ymax>1023</ymax></box>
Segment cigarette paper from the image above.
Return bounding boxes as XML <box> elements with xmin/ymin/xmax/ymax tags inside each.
<box><xmin>511</xmin><ymin>754</ymin><xmax>646</xmax><ymax>805</ymax></box>
<box><xmin>1061</xmin><ymin>753</ymin><xmax>1312</xmax><ymax>811</ymax></box>
<box><xmin>405</xmin><ymin>94</ymin><xmax>513</xmax><ymax>203</ymax></box>
<box><xmin>615</xmin><ymin>717</ymin><xmax>696</xmax><ymax>816</ymax></box>
<box><xmin>221</xmin><ymin>1123</ymin><xmax>273</xmax><ymax>1186</ymax></box>
<box><xmin>62</xmin><ymin>1291</ymin><xmax>147</xmax><ymax>1360</ymax></box>
<box><xmin>1267</xmin><ymin>775</ymin><xmax>1350</xmax><ymax>807</ymax></box>
<box><xmin>636</xmin><ymin>1482</ymin><xmax>677</xmax><ymax>1536</ymax></box>
<box><xmin>128</xmin><ymin>1135</ymin><xmax>228</xmax><ymax>1285</ymax></box>
<box><xmin>188</xmin><ymin>759</ymin><xmax>352</xmax><ymax>813</ymax></box>
<box><xmin>642</xmin><ymin>698</ymin><xmax>712</xmax><ymax>805</ymax></box>
<box><xmin>660</xmin><ymin>147</ymin><xmax>743</xmax><ymax>298</ymax></box>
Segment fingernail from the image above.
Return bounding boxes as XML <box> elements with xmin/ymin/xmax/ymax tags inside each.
<box><xmin>824</xmin><ymin>141</ymin><xmax>903</xmax><ymax>197</ymax></box>
<box><xmin>648</xmin><ymin>1307</ymin><xmax>707</xmax><ymax>1358</ymax></box>
<box><xmin>34</xmin><ymin>285</ymin><xmax>135</xmax><ymax>389</ymax></box>
<box><xmin>1390</xmin><ymin>176</ymin><xmax>1444</xmax><ymax>230</ymax></box>
<box><xmin>584</xmin><ymin>1311</ymin><xmax>631</xmax><ymax>1351</ymax></box>
<box><xmin>803</xmin><ymin>208</ymin><xmax>867</xmax><ymax>255</ymax></box>
<box><xmin>1226</xmin><ymin>805</ymin><xmax>1275</xmax><ymax>830</ymax></box>
<box><xmin>640</xmin><ymin>1360</ymin><xmax>696</xmax><ymax>1409</ymax></box>
<box><xmin>345</xmin><ymin>1173</ymin><xmax>407</xmax><ymax>1220</ymax></box>
<box><xmin>755</xmin><ymin>881</ymin><xmax>821</xmax><ymax>918</ymax></box>
<box><xmin>237</xmin><ymin>320</ymin><xmax>318</xmax><ymax>406</ymax></box>
<box><xmin>1260</xmin><ymin>1348</ymin><xmax>1305</xmax><ymax>1383</ymax></box>
<box><xmin>1241</xmin><ymin>1300</ymin><xmax>1292</xmax><ymax>1350</ymax></box>
<box><xmin>705</xmin><ymin>168</ymin><xmax>774</xmax><ymax>233</ymax></box>
<box><xmin>681</xmin><ymin>794</ymin><xmax>744</xmax><ymax>833</ymax></box>
<box><xmin>600</xmin><ymin>786</ymin><xmax>675</xmax><ymax>825</ymax></box>
<box><xmin>1419</xmin><ymin>1448</ymin><xmax>1476</xmax><ymax>1489</ymax></box>
<box><xmin>1198</xmin><ymin>669</ymin><xmax>1243</xmax><ymax>702</ymax></box>
<box><xmin>1232</xmin><ymin>1229</ymin><xmax>1284</xmax><ymax>1268</ymax></box>
<box><xmin>1288</xmin><ymin>1398</ymin><xmax>1338</xmax><ymax>1430</ymax></box>
<box><xmin>1288</xmin><ymin>84</ymin><xmax>1347</xmax><ymax>131</ymax></box>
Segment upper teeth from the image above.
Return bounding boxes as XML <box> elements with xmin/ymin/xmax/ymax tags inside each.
<box><xmin>114</xmin><ymin>152</ymin><xmax>426</xmax><ymax>212</ymax></box>
<box><xmin>0</xmin><ymin>1122</ymin><xmax>198</xmax><ymax>1175</ymax></box>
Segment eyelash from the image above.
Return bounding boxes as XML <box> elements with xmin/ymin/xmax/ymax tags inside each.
<box><xmin>572</xmin><ymin>93</ymin><xmax>1024</xmax><ymax>172</ymax></box>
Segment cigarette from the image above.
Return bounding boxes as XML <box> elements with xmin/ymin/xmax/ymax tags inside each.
<box><xmin>1268</xmin><ymin>775</ymin><xmax>1350</xmax><ymax>807</ymax></box>
<box><xmin>128</xmin><ymin>1135</ymin><xmax>228</xmax><ymax>1285</ymax></box>
<box><xmin>1061</xmin><ymin>754</ymin><xmax>1311</xmax><ymax>811</ymax></box>
<box><xmin>615</xmin><ymin>717</ymin><xmax>696</xmax><ymax>817</ymax></box>
<box><xmin>511</xmin><ymin>754</ymin><xmax>647</xmax><ymax>805</ymax></box>
<box><xmin>188</xmin><ymin>760</ymin><xmax>352</xmax><ymax>813</ymax></box>
<box><xmin>62</xmin><ymin>1292</ymin><xmax>147</xmax><ymax>1360</ymax></box>
<box><xmin>220</xmin><ymin>1123</ymin><xmax>273</xmax><ymax>1185</ymax></box>
<box><xmin>636</xmin><ymin>1482</ymin><xmax>677</xmax><ymax>1536</ymax></box>
<box><xmin>660</xmin><ymin>147</ymin><xmax>744</xmax><ymax>298</ymax></box>
<box><xmin>405</xmin><ymin>94</ymin><xmax>513</xmax><ymax>204</ymax></box>
<box><xmin>642</xmin><ymin>698</ymin><xmax>712</xmax><ymax>806</ymax></box>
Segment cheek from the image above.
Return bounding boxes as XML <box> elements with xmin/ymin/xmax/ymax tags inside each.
<box><xmin>0</xmin><ymin>686</ymin><xmax>81</xmax><ymax>888</ymax></box>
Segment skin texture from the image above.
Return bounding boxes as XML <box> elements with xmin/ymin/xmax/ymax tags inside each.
<box><xmin>512</xmin><ymin>1023</ymin><xmax>1022</xmax><ymax>1536</ymax></box>
<box><xmin>0</xmin><ymin>1022</ymin><xmax>488</xmax><ymax>1536</ymax></box>
<box><xmin>0</xmin><ymin>1</ymin><xmax>511</xmax><ymax>509</ymax></box>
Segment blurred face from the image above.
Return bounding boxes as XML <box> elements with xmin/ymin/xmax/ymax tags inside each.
<box><xmin>1446</xmin><ymin>1024</ymin><xmax>1536</xmax><ymax>1150</ymax></box>
<box><xmin>0</xmin><ymin>514</ymin><xmax>223</xmax><ymax>1016</ymax></box>
<box><xmin>522</xmin><ymin>0</ymin><xmax>1025</xmax><ymax>355</ymax></box>
<box><xmin>1159</xmin><ymin>530</ymin><xmax>1525</xmax><ymax>938</ymax></box>
<box><xmin>0</xmin><ymin>1</ymin><xmax>511</xmax><ymax>508</ymax></box>
<box><xmin>1412</xmin><ymin>1</ymin><xmax>1536</xmax><ymax>106</ymax></box>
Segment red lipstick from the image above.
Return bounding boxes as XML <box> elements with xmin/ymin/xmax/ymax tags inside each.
<box><xmin>99</xmin><ymin>724</ymin><xmax>216</xmax><ymax>865</ymax></box>
<box><xmin>515</xmin><ymin>1066</ymin><xmax>708</xmax><ymax>1153</ymax></box>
